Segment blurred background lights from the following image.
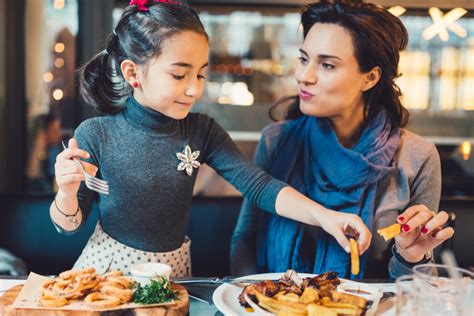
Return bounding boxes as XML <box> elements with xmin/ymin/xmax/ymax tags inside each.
<box><xmin>43</xmin><ymin>72</ymin><xmax>53</xmax><ymax>83</ymax></box>
<box><xmin>461</xmin><ymin>141</ymin><xmax>471</xmax><ymax>160</ymax></box>
<box><xmin>53</xmin><ymin>89</ymin><xmax>64</xmax><ymax>100</ymax></box>
<box><xmin>54</xmin><ymin>42</ymin><xmax>65</xmax><ymax>53</ymax></box>
<box><xmin>54</xmin><ymin>58</ymin><xmax>65</xmax><ymax>68</ymax></box>
<box><xmin>53</xmin><ymin>0</ymin><xmax>65</xmax><ymax>10</ymax></box>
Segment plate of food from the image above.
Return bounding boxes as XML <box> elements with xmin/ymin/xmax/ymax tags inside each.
<box><xmin>213</xmin><ymin>270</ymin><xmax>382</xmax><ymax>316</ymax></box>
<box><xmin>213</xmin><ymin>225</ymin><xmax>401</xmax><ymax>315</ymax></box>
<box><xmin>5</xmin><ymin>266</ymin><xmax>188</xmax><ymax>315</ymax></box>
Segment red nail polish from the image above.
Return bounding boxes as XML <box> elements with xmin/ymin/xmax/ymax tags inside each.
<box><xmin>402</xmin><ymin>224</ymin><xmax>410</xmax><ymax>232</ymax></box>
<box><xmin>421</xmin><ymin>226</ymin><xmax>428</xmax><ymax>234</ymax></box>
<box><xmin>398</xmin><ymin>216</ymin><xmax>405</xmax><ymax>222</ymax></box>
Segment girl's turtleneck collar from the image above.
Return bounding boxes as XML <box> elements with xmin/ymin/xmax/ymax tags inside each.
<box><xmin>123</xmin><ymin>96</ymin><xmax>177</xmax><ymax>133</ymax></box>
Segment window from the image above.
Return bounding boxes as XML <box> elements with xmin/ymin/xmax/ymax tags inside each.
<box><xmin>24</xmin><ymin>0</ymin><xmax>79</xmax><ymax>194</ymax></box>
<box><xmin>192</xmin><ymin>6</ymin><xmax>474</xmax><ymax>138</ymax></box>
<box><xmin>193</xmin><ymin>8</ymin><xmax>301</xmax><ymax>132</ymax></box>
<box><xmin>397</xmin><ymin>14</ymin><xmax>474</xmax><ymax>111</ymax></box>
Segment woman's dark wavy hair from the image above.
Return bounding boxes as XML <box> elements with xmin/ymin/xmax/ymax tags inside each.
<box><xmin>269</xmin><ymin>0</ymin><xmax>410</xmax><ymax>129</ymax></box>
<box><xmin>79</xmin><ymin>1</ymin><xmax>208</xmax><ymax>114</ymax></box>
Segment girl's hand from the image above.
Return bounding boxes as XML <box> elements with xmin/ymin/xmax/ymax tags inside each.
<box><xmin>395</xmin><ymin>205</ymin><xmax>455</xmax><ymax>263</ymax></box>
<box><xmin>55</xmin><ymin>138</ymin><xmax>97</xmax><ymax>196</ymax></box>
<box><xmin>318</xmin><ymin>210</ymin><xmax>372</xmax><ymax>254</ymax></box>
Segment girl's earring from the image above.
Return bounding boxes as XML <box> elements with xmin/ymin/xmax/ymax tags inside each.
<box><xmin>133</xmin><ymin>82</ymin><xmax>139</xmax><ymax>88</ymax></box>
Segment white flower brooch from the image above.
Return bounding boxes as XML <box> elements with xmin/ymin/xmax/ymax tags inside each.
<box><xmin>176</xmin><ymin>145</ymin><xmax>201</xmax><ymax>176</ymax></box>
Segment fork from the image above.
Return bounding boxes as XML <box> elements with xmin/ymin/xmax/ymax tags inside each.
<box><xmin>172</xmin><ymin>277</ymin><xmax>267</xmax><ymax>288</ymax></box>
<box><xmin>62</xmin><ymin>141</ymin><xmax>109</xmax><ymax>195</ymax></box>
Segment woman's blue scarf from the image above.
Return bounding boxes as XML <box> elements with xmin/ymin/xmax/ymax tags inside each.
<box><xmin>256</xmin><ymin>112</ymin><xmax>400</xmax><ymax>279</ymax></box>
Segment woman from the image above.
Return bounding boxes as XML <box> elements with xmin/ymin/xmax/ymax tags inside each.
<box><xmin>230</xmin><ymin>0</ymin><xmax>454</xmax><ymax>279</ymax></box>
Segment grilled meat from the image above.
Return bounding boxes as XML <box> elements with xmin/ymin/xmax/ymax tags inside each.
<box><xmin>302</xmin><ymin>272</ymin><xmax>340</xmax><ymax>298</ymax></box>
<box><xmin>279</xmin><ymin>269</ymin><xmax>303</xmax><ymax>295</ymax></box>
<box><xmin>238</xmin><ymin>271</ymin><xmax>341</xmax><ymax>307</ymax></box>
<box><xmin>238</xmin><ymin>280</ymin><xmax>280</xmax><ymax>307</ymax></box>
<box><xmin>303</xmin><ymin>271</ymin><xmax>340</xmax><ymax>288</ymax></box>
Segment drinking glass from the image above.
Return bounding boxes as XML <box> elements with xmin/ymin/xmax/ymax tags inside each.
<box><xmin>395</xmin><ymin>275</ymin><xmax>418</xmax><ymax>316</ymax></box>
<box><xmin>413</xmin><ymin>263</ymin><xmax>474</xmax><ymax>316</ymax></box>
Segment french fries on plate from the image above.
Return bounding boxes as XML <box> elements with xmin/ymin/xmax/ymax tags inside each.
<box><xmin>242</xmin><ymin>270</ymin><xmax>366</xmax><ymax>316</ymax></box>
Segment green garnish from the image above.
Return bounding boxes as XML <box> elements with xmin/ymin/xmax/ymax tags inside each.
<box><xmin>132</xmin><ymin>277</ymin><xmax>178</xmax><ymax>305</ymax></box>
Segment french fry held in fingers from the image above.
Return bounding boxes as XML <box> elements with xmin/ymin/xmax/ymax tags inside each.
<box><xmin>377</xmin><ymin>223</ymin><xmax>401</xmax><ymax>241</ymax></box>
<box><xmin>349</xmin><ymin>238</ymin><xmax>360</xmax><ymax>276</ymax></box>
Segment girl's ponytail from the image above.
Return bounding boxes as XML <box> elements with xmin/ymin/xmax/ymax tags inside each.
<box><xmin>78</xmin><ymin>34</ymin><xmax>129</xmax><ymax>114</ymax></box>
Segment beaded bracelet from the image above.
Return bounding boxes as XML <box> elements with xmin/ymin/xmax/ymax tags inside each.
<box><xmin>54</xmin><ymin>198</ymin><xmax>81</xmax><ymax>229</ymax></box>
<box><xmin>392</xmin><ymin>244</ymin><xmax>432</xmax><ymax>268</ymax></box>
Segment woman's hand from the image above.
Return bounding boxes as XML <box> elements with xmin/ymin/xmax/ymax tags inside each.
<box><xmin>55</xmin><ymin>138</ymin><xmax>97</xmax><ymax>196</ymax></box>
<box><xmin>318</xmin><ymin>210</ymin><xmax>372</xmax><ymax>255</ymax></box>
<box><xmin>395</xmin><ymin>205</ymin><xmax>455</xmax><ymax>263</ymax></box>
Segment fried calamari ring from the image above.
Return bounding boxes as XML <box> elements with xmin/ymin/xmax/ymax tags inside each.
<box><xmin>59</xmin><ymin>267</ymin><xmax>96</xmax><ymax>280</ymax></box>
<box><xmin>39</xmin><ymin>294</ymin><xmax>69</xmax><ymax>308</ymax></box>
<box><xmin>75</xmin><ymin>272</ymin><xmax>101</xmax><ymax>283</ymax></box>
<box><xmin>84</xmin><ymin>292</ymin><xmax>121</xmax><ymax>309</ymax></box>
<box><xmin>102</xmin><ymin>271</ymin><xmax>123</xmax><ymax>278</ymax></box>
<box><xmin>52</xmin><ymin>279</ymin><xmax>81</xmax><ymax>294</ymax></box>
<box><xmin>93</xmin><ymin>281</ymin><xmax>126</xmax><ymax>291</ymax></box>
<box><xmin>100</xmin><ymin>285</ymin><xmax>133</xmax><ymax>303</ymax></box>
<box><xmin>41</xmin><ymin>279</ymin><xmax>55</xmax><ymax>290</ymax></box>
<box><xmin>42</xmin><ymin>287</ymin><xmax>82</xmax><ymax>300</ymax></box>
<box><xmin>77</xmin><ymin>280</ymin><xmax>101</xmax><ymax>292</ymax></box>
<box><xmin>104</xmin><ymin>276</ymin><xmax>134</xmax><ymax>289</ymax></box>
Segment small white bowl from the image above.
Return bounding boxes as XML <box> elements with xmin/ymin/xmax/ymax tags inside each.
<box><xmin>130</xmin><ymin>263</ymin><xmax>172</xmax><ymax>286</ymax></box>
<box><xmin>337</xmin><ymin>282</ymin><xmax>383</xmax><ymax>315</ymax></box>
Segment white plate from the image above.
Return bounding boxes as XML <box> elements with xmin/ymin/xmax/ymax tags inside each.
<box><xmin>212</xmin><ymin>272</ymin><xmax>363</xmax><ymax>315</ymax></box>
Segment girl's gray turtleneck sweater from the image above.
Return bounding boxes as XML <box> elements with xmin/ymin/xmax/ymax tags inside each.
<box><xmin>60</xmin><ymin>96</ymin><xmax>287</xmax><ymax>252</ymax></box>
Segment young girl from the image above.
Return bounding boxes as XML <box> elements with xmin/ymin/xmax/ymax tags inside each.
<box><xmin>230</xmin><ymin>0</ymin><xmax>454</xmax><ymax>279</ymax></box>
<box><xmin>50</xmin><ymin>0</ymin><xmax>371</xmax><ymax>277</ymax></box>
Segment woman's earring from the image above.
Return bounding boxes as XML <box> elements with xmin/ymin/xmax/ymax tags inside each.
<box><xmin>133</xmin><ymin>82</ymin><xmax>139</xmax><ymax>88</ymax></box>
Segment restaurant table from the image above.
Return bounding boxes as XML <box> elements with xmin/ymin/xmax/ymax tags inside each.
<box><xmin>0</xmin><ymin>275</ymin><xmax>397</xmax><ymax>315</ymax></box>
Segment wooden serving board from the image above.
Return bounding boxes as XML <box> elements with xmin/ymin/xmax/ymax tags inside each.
<box><xmin>0</xmin><ymin>283</ymin><xmax>189</xmax><ymax>316</ymax></box>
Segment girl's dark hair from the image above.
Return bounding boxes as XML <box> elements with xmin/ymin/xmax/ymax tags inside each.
<box><xmin>79</xmin><ymin>1</ymin><xmax>208</xmax><ymax>114</ymax></box>
<box><xmin>270</xmin><ymin>0</ymin><xmax>410</xmax><ymax>128</ymax></box>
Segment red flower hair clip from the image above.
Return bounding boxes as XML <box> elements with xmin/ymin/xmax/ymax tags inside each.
<box><xmin>154</xmin><ymin>0</ymin><xmax>183</xmax><ymax>5</ymax></box>
<box><xmin>129</xmin><ymin>0</ymin><xmax>148</xmax><ymax>11</ymax></box>
<box><xmin>130</xmin><ymin>0</ymin><xmax>183</xmax><ymax>11</ymax></box>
